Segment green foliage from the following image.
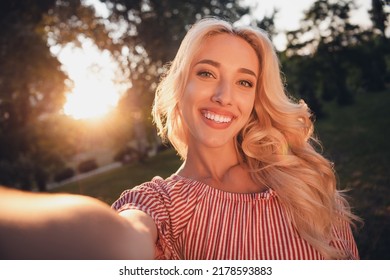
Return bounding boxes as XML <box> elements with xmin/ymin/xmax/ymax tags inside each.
<box><xmin>0</xmin><ymin>1</ymin><xmax>68</xmax><ymax>130</ymax></box>
<box><xmin>0</xmin><ymin>1</ymin><xmax>70</xmax><ymax>189</ymax></box>
<box><xmin>281</xmin><ymin>54</ymin><xmax>325</xmax><ymax>118</ymax></box>
<box><xmin>283</xmin><ymin>0</ymin><xmax>390</xmax><ymax>113</ymax></box>
<box><xmin>103</xmin><ymin>0</ymin><xmax>249</xmax><ymax>61</ymax></box>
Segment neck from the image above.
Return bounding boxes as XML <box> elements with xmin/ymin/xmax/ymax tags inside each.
<box><xmin>176</xmin><ymin>139</ymin><xmax>267</xmax><ymax>194</ymax></box>
<box><xmin>177</xmin><ymin>140</ymin><xmax>240</xmax><ymax>183</ymax></box>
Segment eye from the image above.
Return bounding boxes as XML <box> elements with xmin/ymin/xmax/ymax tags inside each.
<box><xmin>238</xmin><ymin>80</ymin><xmax>254</xmax><ymax>88</ymax></box>
<box><xmin>197</xmin><ymin>70</ymin><xmax>215</xmax><ymax>79</ymax></box>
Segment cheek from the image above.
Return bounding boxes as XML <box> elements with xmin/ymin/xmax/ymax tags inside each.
<box><xmin>181</xmin><ymin>81</ymin><xmax>197</xmax><ymax>105</ymax></box>
<box><xmin>183</xmin><ymin>77</ymin><xmax>214</xmax><ymax>102</ymax></box>
<box><xmin>179</xmin><ymin>82</ymin><xmax>198</xmax><ymax>121</ymax></box>
<box><xmin>240</xmin><ymin>95</ymin><xmax>256</xmax><ymax>118</ymax></box>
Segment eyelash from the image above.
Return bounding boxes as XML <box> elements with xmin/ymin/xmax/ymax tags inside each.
<box><xmin>197</xmin><ymin>70</ymin><xmax>215</xmax><ymax>78</ymax></box>
<box><xmin>196</xmin><ymin>70</ymin><xmax>254</xmax><ymax>88</ymax></box>
<box><xmin>238</xmin><ymin>80</ymin><xmax>253</xmax><ymax>88</ymax></box>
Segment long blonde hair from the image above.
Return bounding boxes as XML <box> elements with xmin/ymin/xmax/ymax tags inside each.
<box><xmin>152</xmin><ymin>17</ymin><xmax>358</xmax><ymax>259</ymax></box>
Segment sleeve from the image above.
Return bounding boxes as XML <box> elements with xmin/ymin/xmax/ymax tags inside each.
<box><xmin>111</xmin><ymin>177</ymin><xmax>176</xmax><ymax>259</ymax></box>
<box><xmin>328</xmin><ymin>196</ymin><xmax>361</xmax><ymax>260</ymax></box>
<box><xmin>112</xmin><ymin>176</ymin><xmax>207</xmax><ymax>259</ymax></box>
<box><xmin>331</xmin><ymin>219</ymin><xmax>360</xmax><ymax>260</ymax></box>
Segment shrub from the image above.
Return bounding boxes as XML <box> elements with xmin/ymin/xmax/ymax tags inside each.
<box><xmin>113</xmin><ymin>147</ymin><xmax>140</xmax><ymax>164</ymax></box>
<box><xmin>77</xmin><ymin>159</ymin><xmax>98</xmax><ymax>173</ymax></box>
<box><xmin>54</xmin><ymin>167</ymin><xmax>75</xmax><ymax>182</ymax></box>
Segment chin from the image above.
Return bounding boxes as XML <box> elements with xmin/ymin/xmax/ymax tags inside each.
<box><xmin>200</xmin><ymin>137</ymin><xmax>235</xmax><ymax>150</ymax></box>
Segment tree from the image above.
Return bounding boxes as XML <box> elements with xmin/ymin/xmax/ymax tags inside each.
<box><xmin>280</xmin><ymin>54</ymin><xmax>325</xmax><ymax>118</ymax></box>
<box><xmin>284</xmin><ymin>0</ymin><xmax>369</xmax><ymax>106</ymax></box>
<box><xmin>0</xmin><ymin>1</ymin><xmax>66</xmax><ymax>133</ymax></box>
<box><xmin>286</xmin><ymin>0</ymin><xmax>362</xmax><ymax>55</ymax></box>
<box><xmin>0</xmin><ymin>1</ymin><xmax>71</xmax><ymax>189</ymax></box>
<box><xmin>365</xmin><ymin>0</ymin><xmax>390</xmax><ymax>89</ymax></box>
<box><xmin>370</xmin><ymin>0</ymin><xmax>390</xmax><ymax>38</ymax></box>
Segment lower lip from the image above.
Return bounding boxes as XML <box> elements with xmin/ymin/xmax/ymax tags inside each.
<box><xmin>201</xmin><ymin>114</ymin><xmax>233</xmax><ymax>129</ymax></box>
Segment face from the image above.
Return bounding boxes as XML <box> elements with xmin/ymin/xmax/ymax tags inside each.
<box><xmin>178</xmin><ymin>33</ymin><xmax>259</xmax><ymax>152</ymax></box>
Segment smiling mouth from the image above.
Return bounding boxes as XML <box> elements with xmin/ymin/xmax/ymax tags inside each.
<box><xmin>202</xmin><ymin>110</ymin><xmax>234</xmax><ymax>123</ymax></box>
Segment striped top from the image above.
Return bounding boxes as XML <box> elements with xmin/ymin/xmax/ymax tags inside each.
<box><xmin>112</xmin><ymin>174</ymin><xmax>359</xmax><ymax>260</ymax></box>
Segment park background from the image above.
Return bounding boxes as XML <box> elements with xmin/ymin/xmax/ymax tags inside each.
<box><xmin>0</xmin><ymin>0</ymin><xmax>389</xmax><ymax>259</ymax></box>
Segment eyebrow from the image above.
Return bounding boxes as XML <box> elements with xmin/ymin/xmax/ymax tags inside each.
<box><xmin>195</xmin><ymin>59</ymin><xmax>258</xmax><ymax>78</ymax></box>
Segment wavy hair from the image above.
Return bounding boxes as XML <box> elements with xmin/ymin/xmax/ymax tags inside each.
<box><xmin>152</xmin><ymin>17</ymin><xmax>359</xmax><ymax>259</ymax></box>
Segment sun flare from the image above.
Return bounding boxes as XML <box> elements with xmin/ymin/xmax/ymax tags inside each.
<box><xmin>63</xmin><ymin>75</ymin><xmax>120</xmax><ymax>120</ymax></box>
<box><xmin>56</xmin><ymin>38</ymin><xmax>126</xmax><ymax>120</ymax></box>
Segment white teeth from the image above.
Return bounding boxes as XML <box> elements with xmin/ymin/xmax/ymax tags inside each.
<box><xmin>203</xmin><ymin>111</ymin><xmax>232</xmax><ymax>123</ymax></box>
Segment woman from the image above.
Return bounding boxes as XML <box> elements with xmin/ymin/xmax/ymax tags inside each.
<box><xmin>0</xmin><ymin>18</ymin><xmax>359</xmax><ymax>260</ymax></box>
<box><xmin>112</xmin><ymin>18</ymin><xmax>359</xmax><ymax>260</ymax></box>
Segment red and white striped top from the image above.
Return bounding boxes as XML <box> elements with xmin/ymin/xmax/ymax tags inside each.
<box><xmin>112</xmin><ymin>174</ymin><xmax>359</xmax><ymax>260</ymax></box>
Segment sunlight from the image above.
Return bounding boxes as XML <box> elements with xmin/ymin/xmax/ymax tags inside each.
<box><xmin>56</xmin><ymin>37</ymin><xmax>126</xmax><ymax>120</ymax></box>
<box><xmin>63</xmin><ymin>76</ymin><xmax>119</xmax><ymax>120</ymax></box>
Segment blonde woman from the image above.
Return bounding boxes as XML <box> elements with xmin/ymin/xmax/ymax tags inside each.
<box><xmin>0</xmin><ymin>18</ymin><xmax>359</xmax><ymax>260</ymax></box>
<box><xmin>113</xmin><ymin>18</ymin><xmax>359</xmax><ymax>260</ymax></box>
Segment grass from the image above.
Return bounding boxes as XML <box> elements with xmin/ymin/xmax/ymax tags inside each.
<box><xmin>52</xmin><ymin>89</ymin><xmax>390</xmax><ymax>259</ymax></box>
<box><xmin>51</xmin><ymin>148</ymin><xmax>182</xmax><ymax>205</ymax></box>
<box><xmin>315</xmin><ymin>89</ymin><xmax>390</xmax><ymax>260</ymax></box>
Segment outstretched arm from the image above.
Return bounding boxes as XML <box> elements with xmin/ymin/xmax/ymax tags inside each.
<box><xmin>0</xmin><ymin>186</ymin><xmax>157</xmax><ymax>259</ymax></box>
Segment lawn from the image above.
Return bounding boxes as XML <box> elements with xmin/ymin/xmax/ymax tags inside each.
<box><xmin>52</xmin><ymin>89</ymin><xmax>390</xmax><ymax>259</ymax></box>
<box><xmin>315</xmin><ymin>90</ymin><xmax>390</xmax><ymax>260</ymax></box>
<box><xmin>51</xmin><ymin>148</ymin><xmax>182</xmax><ymax>205</ymax></box>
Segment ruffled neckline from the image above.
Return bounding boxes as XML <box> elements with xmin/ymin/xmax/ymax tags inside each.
<box><xmin>168</xmin><ymin>174</ymin><xmax>276</xmax><ymax>201</ymax></box>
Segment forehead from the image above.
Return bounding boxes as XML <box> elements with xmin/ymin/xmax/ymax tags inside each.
<box><xmin>191</xmin><ymin>33</ymin><xmax>259</xmax><ymax>75</ymax></box>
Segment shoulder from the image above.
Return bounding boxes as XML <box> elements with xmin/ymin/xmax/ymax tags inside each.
<box><xmin>112</xmin><ymin>175</ymin><xmax>206</xmax><ymax>212</ymax></box>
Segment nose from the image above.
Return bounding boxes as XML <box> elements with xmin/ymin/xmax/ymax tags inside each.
<box><xmin>211</xmin><ymin>79</ymin><xmax>233</xmax><ymax>106</ymax></box>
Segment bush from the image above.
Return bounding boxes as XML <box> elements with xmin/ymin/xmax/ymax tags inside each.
<box><xmin>54</xmin><ymin>167</ymin><xmax>75</xmax><ymax>182</ymax></box>
<box><xmin>77</xmin><ymin>159</ymin><xmax>98</xmax><ymax>173</ymax></box>
<box><xmin>113</xmin><ymin>147</ymin><xmax>140</xmax><ymax>164</ymax></box>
